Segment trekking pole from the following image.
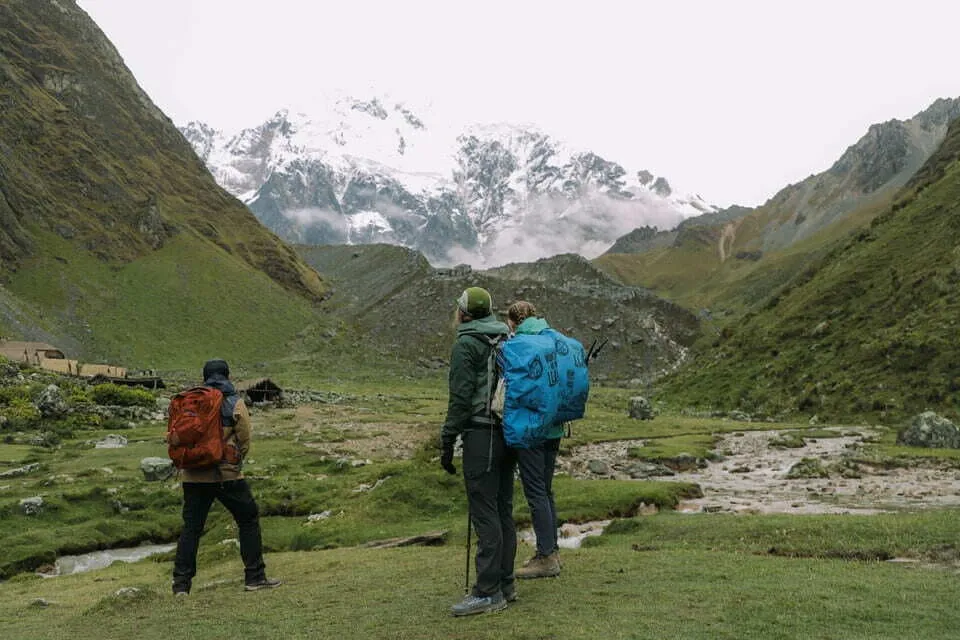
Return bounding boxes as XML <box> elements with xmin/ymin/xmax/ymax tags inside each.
<box><xmin>464</xmin><ymin>509</ymin><xmax>472</xmax><ymax>594</ymax></box>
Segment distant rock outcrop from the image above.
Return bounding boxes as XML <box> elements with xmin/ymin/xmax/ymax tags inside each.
<box><xmin>898</xmin><ymin>412</ymin><xmax>960</xmax><ymax>449</ymax></box>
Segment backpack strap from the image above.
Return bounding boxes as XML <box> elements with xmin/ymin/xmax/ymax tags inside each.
<box><xmin>463</xmin><ymin>333</ymin><xmax>504</xmax><ymax>423</ymax></box>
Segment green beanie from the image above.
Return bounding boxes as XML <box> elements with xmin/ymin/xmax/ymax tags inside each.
<box><xmin>456</xmin><ymin>287</ymin><xmax>492</xmax><ymax>317</ymax></box>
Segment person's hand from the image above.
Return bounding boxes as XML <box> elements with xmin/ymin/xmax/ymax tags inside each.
<box><xmin>440</xmin><ymin>444</ymin><xmax>456</xmax><ymax>475</ymax></box>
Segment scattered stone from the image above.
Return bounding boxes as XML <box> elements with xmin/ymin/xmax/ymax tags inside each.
<box><xmin>307</xmin><ymin>510</ymin><xmax>333</xmax><ymax>523</ymax></box>
<box><xmin>352</xmin><ymin>476</ymin><xmax>390</xmax><ymax>493</ymax></box>
<box><xmin>95</xmin><ymin>434</ymin><xmax>128</xmax><ymax>449</ymax></box>
<box><xmin>786</xmin><ymin>457</ymin><xmax>829</xmax><ymax>479</ymax></box>
<box><xmin>139</xmin><ymin>457</ymin><xmax>175</xmax><ymax>481</ymax></box>
<box><xmin>898</xmin><ymin>412</ymin><xmax>960</xmax><ymax>449</ymax></box>
<box><xmin>624</xmin><ymin>461</ymin><xmax>675</xmax><ymax>479</ymax></box>
<box><xmin>628</xmin><ymin>396</ymin><xmax>654</xmax><ymax>420</ymax></box>
<box><xmin>30</xmin><ymin>598</ymin><xmax>54</xmax><ymax>607</ymax></box>
<box><xmin>114</xmin><ymin>587</ymin><xmax>142</xmax><ymax>598</ymax></box>
<box><xmin>19</xmin><ymin>496</ymin><xmax>44</xmax><ymax>515</ymax></box>
<box><xmin>587</xmin><ymin>459</ymin><xmax>611</xmax><ymax>475</ymax></box>
<box><xmin>362</xmin><ymin>530</ymin><xmax>448</xmax><ymax>549</ymax></box>
<box><xmin>728</xmin><ymin>410</ymin><xmax>752</xmax><ymax>422</ymax></box>
<box><xmin>664</xmin><ymin>453</ymin><xmax>703</xmax><ymax>472</ymax></box>
<box><xmin>35</xmin><ymin>384</ymin><xmax>68</xmax><ymax>419</ymax></box>
<box><xmin>0</xmin><ymin>462</ymin><xmax>40</xmax><ymax>478</ymax></box>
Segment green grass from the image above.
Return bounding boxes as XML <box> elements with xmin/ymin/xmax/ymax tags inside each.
<box><xmin>0</xmin><ymin>384</ymin><xmax>698</xmax><ymax>579</ymax></box>
<box><xmin>657</xmin><ymin>121</ymin><xmax>960</xmax><ymax>423</ymax></box>
<box><xmin>3</xmin><ymin>511</ymin><xmax>960</xmax><ymax>639</ymax></box>
<box><xmin>7</xmin><ymin>231</ymin><xmax>325</xmax><ymax>370</ymax></box>
<box><xmin>4</xmin><ymin>374</ymin><xmax>960</xmax><ymax>638</ymax></box>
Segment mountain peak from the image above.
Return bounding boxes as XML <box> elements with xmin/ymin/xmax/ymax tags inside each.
<box><xmin>182</xmin><ymin>100</ymin><xmax>717</xmax><ymax>266</ymax></box>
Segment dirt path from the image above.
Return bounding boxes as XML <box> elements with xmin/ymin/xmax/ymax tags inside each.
<box><xmin>563</xmin><ymin>428</ymin><xmax>960</xmax><ymax>515</ymax></box>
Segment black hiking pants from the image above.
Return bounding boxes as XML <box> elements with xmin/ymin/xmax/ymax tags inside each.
<box><xmin>463</xmin><ymin>426</ymin><xmax>517</xmax><ymax>597</ymax></box>
<box><xmin>516</xmin><ymin>437</ymin><xmax>561</xmax><ymax>557</ymax></box>
<box><xmin>172</xmin><ymin>479</ymin><xmax>267</xmax><ymax>592</ymax></box>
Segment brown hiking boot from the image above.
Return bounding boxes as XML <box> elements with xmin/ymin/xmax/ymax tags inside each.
<box><xmin>516</xmin><ymin>552</ymin><xmax>560</xmax><ymax>579</ymax></box>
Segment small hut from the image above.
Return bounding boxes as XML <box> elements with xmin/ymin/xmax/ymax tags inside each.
<box><xmin>236</xmin><ymin>378</ymin><xmax>283</xmax><ymax>404</ymax></box>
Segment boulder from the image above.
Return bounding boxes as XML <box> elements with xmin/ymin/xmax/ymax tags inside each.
<box><xmin>139</xmin><ymin>457</ymin><xmax>175</xmax><ymax>481</ymax></box>
<box><xmin>36</xmin><ymin>385</ymin><xmax>68</xmax><ymax>419</ymax></box>
<box><xmin>628</xmin><ymin>396</ymin><xmax>654</xmax><ymax>420</ymax></box>
<box><xmin>0</xmin><ymin>462</ymin><xmax>40</xmax><ymax>478</ymax></box>
<box><xmin>898</xmin><ymin>412</ymin><xmax>960</xmax><ymax>449</ymax></box>
<box><xmin>95</xmin><ymin>434</ymin><xmax>128</xmax><ymax>449</ymax></box>
<box><xmin>587</xmin><ymin>459</ymin><xmax>611</xmax><ymax>475</ymax></box>
<box><xmin>19</xmin><ymin>496</ymin><xmax>44</xmax><ymax>515</ymax></box>
<box><xmin>625</xmin><ymin>461</ymin><xmax>676</xmax><ymax>479</ymax></box>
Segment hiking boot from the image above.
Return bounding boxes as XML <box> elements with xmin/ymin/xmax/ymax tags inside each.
<box><xmin>516</xmin><ymin>552</ymin><xmax>560</xmax><ymax>579</ymax></box>
<box><xmin>244</xmin><ymin>578</ymin><xmax>283</xmax><ymax>592</ymax></box>
<box><xmin>450</xmin><ymin>592</ymin><xmax>507</xmax><ymax>617</ymax></box>
<box><xmin>501</xmin><ymin>582</ymin><xmax>518</xmax><ymax>603</ymax></box>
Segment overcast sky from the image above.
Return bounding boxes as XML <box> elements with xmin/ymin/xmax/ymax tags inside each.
<box><xmin>77</xmin><ymin>0</ymin><xmax>960</xmax><ymax>207</ymax></box>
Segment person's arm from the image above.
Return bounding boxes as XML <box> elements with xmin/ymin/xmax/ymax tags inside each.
<box><xmin>440</xmin><ymin>337</ymin><xmax>477</xmax><ymax>448</ymax></box>
<box><xmin>233</xmin><ymin>398</ymin><xmax>252</xmax><ymax>458</ymax></box>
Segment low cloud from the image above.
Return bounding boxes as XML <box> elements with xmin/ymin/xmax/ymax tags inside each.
<box><xmin>451</xmin><ymin>188</ymin><xmax>685</xmax><ymax>267</ymax></box>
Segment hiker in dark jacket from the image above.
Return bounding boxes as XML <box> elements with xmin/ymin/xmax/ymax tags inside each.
<box><xmin>171</xmin><ymin>359</ymin><xmax>281</xmax><ymax>595</ymax></box>
<box><xmin>440</xmin><ymin>287</ymin><xmax>517</xmax><ymax>616</ymax></box>
<box><xmin>506</xmin><ymin>301</ymin><xmax>563</xmax><ymax>579</ymax></box>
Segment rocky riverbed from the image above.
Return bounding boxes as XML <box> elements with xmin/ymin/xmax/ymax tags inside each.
<box><xmin>561</xmin><ymin>428</ymin><xmax>960</xmax><ymax>515</ymax></box>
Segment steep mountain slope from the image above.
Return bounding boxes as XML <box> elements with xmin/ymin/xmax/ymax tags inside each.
<box><xmin>297</xmin><ymin>244</ymin><xmax>700</xmax><ymax>383</ymax></box>
<box><xmin>0</xmin><ymin>0</ymin><xmax>328</xmax><ymax>366</ymax></box>
<box><xmin>658</xmin><ymin>117</ymin><xmax>960</xmax><ymax>422</ymax></box>
<box><xmin>183</xmin><ymin>105</ymin><xmax>716</xmax><ymax>267</ymax></box>
<box><xmin>596</xmin><ymin>98</ymin><xmax>960</xmax><ymax>312</ymax></box>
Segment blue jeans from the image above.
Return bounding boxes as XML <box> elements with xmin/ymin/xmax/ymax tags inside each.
<box><xmin>172</xmin><ymin>480</ymin><xmax>266</xmax><ymax>592</ymax></box>
<box><xmin>516</xmin><ymin>438</ymin><xmax>561</xmax><ymax>556</ymax></box>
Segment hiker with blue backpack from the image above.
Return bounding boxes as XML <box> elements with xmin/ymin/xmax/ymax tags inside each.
<box><xmin>506</xmin><ymin>301</ymin><xmax>564</xmax><ymax>579</ymax></box>
<box><xmin>495</xmin><ymin>301</ymin><xmax>591</xmax><ymax>580</ymax></box>
<box><xmin>439</xmin><ymin>287</ymin><xmax>518</xmax><ymax>616</ymax></box>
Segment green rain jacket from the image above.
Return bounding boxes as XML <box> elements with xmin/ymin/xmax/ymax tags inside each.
<box><xmin>440</xmin><ymin>315</ymin><xmax>510</xmax><ymax>448</ymax></box>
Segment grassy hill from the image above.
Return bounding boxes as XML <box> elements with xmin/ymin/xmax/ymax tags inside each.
<box><xmin>656</xmin><ymin>118</ymin><xmax>960</xmax><ymax>422</ymax></box>
<box><xmin>595</xmin><ymin>98</ymin><xmax>960</xmax><ymax>317</ymax></box>
<box><xmin>0</xmin><ymin>0</ymin><xmax>328</xmax><ymax>368</ymax></box>
<box><xmin>297</xmin><ymin>245</ymin><xmax>701</xmax><ymax>384</ymax></box>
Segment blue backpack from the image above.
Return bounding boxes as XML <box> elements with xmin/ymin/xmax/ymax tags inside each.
<box><xmin>495</xmin><ymin>328</ymin><xmax>589</xmax><ymax>448</ymax></box>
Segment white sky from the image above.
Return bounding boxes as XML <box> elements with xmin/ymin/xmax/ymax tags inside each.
<box><xmin>77</xmin><ymin>0</ymin><xmax>960</xmax><ymax>207</ymax></box>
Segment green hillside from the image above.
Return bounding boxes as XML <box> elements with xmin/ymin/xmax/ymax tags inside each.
<box><xmin>658</xmin><ymin>118</ymin><xmax>960</xmax><ymax>422</ymax></box>
<box><xmin>0</xmin><ymin>0</ymin><xmax>329</xmax><ymax>367</ymax></box>
<box><xmin>595</xmin><ymin>99</ymin><xmax>960</xmax><ymax>316</ymax></box>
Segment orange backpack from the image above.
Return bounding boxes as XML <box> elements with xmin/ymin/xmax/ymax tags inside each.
<box><xmin>167</xmin><ymin>386</ymin><xmax>232</xmax><ymax>469</ymax></box>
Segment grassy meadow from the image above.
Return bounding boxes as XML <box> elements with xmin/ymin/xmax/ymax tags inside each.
<box><xmin>2</xmin><ymin>376</ymin><xmax>960</xmax><ymax>639</ymax></box>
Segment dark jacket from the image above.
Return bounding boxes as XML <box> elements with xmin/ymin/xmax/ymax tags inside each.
<box><xmin>440</xmin><ymin>315</ymin><xmax>510</xmax><ymax>447</ymax></box>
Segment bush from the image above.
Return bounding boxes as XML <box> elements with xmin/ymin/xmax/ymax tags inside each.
<box><xmin>0</xmin><ymin>398</ymin><xmax>41</xmax><ymax>430</ymax></box>
<box><xmin>90</xmin><ymin>383</ymin><xmax>155</xmax><ymax>407</ymax></box>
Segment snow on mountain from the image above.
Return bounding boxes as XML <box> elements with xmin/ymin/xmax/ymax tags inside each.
<box><xmin>181</xmin><ymin>95</ymin><xmax>716</xmax><ymax>267</ymax></box>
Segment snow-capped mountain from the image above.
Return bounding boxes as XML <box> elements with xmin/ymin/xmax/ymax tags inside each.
<box><xmin>181</xmin><ymin>95</ymin><xmax>716</xmax><ymax>266</ymax></box>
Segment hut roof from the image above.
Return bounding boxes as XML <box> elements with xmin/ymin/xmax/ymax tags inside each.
<box><xmin>235</xmin><ymin>378</ymin><xmax>282</xmax><ymax>392</ymax></box>
<box><xmin>0</xmin><ymin>341</ymin><xmax>65</xmax><ymax>360</ymax></box>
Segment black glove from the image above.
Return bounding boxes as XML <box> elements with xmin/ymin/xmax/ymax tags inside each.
<box><xmin>440</xmin><ymin>443</ymin><xmax>456</xmax><ymax>475</ymax></box>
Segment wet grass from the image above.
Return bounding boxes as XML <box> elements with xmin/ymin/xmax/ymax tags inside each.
<box><xmin>3</xmin><ymin>512</ymin><xmax>960</xmax><ymax>639</ymax></box>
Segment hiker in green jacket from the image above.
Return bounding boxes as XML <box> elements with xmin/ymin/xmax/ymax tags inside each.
<box><xmin>440</xmin><ymin>286</ymin><xmax>517</xmax><ymax>616</ymax></box>
<box><xmin>506</xmin><ymin>301</ymin><xmax>563</xmax><ymax>579</ymax></box>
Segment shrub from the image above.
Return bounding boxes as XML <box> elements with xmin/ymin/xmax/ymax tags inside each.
<box><xmin>0</xmin><ymin>398</ymin><xmax>41</xmax><ymax>430</ymax></box>
<box><xmin>90</xmin><ymin>383</ymin><xmax>155</xmax><ymax>407</ymax></box>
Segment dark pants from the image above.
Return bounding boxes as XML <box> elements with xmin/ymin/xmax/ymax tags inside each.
<box><xmin>517</xmin><ymin>437</ymin><xmax>561</xmax><ymax>556</ymax></box>
<box><xmin>172</xmin><ymin>479</ymin><xmax>267</xmax><ymax>592</ymax></box>
<box><xmin>462</xmin><ymin>427</ymin><xmax>517</xmax><ymax>597</ymax></box>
